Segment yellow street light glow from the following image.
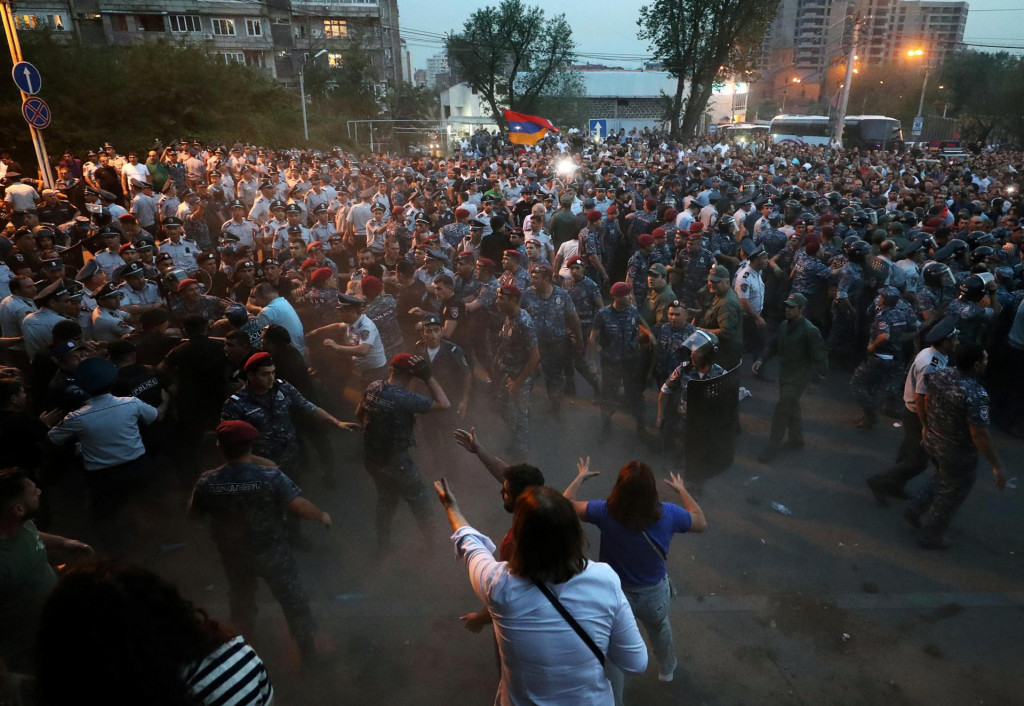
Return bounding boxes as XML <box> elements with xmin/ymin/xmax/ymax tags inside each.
<box><xmin>907</xmin><ymin>49</ymin><xmax>924</xmax><ymax>57</ymax></box>
<box><xmin>792</xmin><ymin>77</ymin><xmax>801</xmax><ymax>83</ymax></box>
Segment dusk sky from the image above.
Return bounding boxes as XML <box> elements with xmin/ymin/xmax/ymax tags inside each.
<box><xmin>400</xmin><ymin>0</ymin><xmax>1024</xmax><ymax>72</ymax></box>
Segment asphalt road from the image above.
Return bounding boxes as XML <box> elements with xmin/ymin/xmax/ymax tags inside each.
<box><xmin>47</xmin><ymin>367</ymin><xmax>1024</xmax><ymax>705</ymax></box>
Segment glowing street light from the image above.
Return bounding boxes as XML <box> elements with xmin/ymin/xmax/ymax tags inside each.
<box><xmin>907</xmin><ymin>48</ymin><xmax>924</xmax><ymax>57</ymax></box>
<box><xmin>906</xmin><ymin>48</ymin><xmax>930</xmax><ymax>124</ymax></box>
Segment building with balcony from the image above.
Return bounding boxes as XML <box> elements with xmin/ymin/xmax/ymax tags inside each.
<box><xmin>8</xmin><ymin>0</ymin><xmax>406</xmax><ymax>87</ymax></box>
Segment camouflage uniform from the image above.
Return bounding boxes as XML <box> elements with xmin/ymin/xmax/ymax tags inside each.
<box><xmin>653</xmin><ymin>322</ymin><xmax>697</xmax><ymax>387</ymax></box>
<box><xmin>828</xmin><ymin>261</ymin><xmax>864</xmax><ymax>361</ymax></box>
<box><xmin>520</xmin><ymin>285</ymin><xmax>577</xmax><ymax>405</ymax></box>
<box><xmin>189</xmin><ymin>462</ymin><xmax>316</xmax><ymax>656</ymax></box>
<box><xmin>365</xmin><ymin>295</ymin><xmax>405</xmax><ymax>360</ymax></box>
<box><xmin>626</xmin><ymin>249</ymin><xmax>654</xmax><ymax>302</ymax></box>
<box><xmin>593</xmin><ymin>303</ymin><xmax>645</xmax><ymax>429</ymax></box>
<box><xmin>671</xmin><ymin>246</ymin><xmax>715</xmax><ymax>309</ymax></box>
<box><xmin>494</xmin><ymin>308</ymin><xmax>538</xmax><ymax>456</ymax></box>
<box><xmin>849</xmin><ymin>307</ymin><xmax>911</xmax><ymax>418</ymax></box>
<box><xmin>577</xmin><ymin>225</ymin><xmax>604</xmax><ymax>283</ymax></box>
<box><xmin>564</xmin><ymin>275</ymin><xmax>603</xmax><ymax>393</ymax></box>
<box><xmin>221</xmin><ymin>381</ymin><xmax>317</xmax><ymax>477</ymax></box>
<box><xmin>944</xmin><ymin>298</ymin><xmax>995</xmax><ymax>347</ymax></box>
<box><xmin>907</xmin><ymin>367</ymin><xmax>991</xmax><ymax>544</ymax></box>
<box><xmin>360</xmin><ymin>380</ymin><xmax>435</xmax><ymax>549</ymax></box>
<box><xmin>660</xmin><ymin>361</ymin><xmax>727</xmax><ymax>417</ymax></box>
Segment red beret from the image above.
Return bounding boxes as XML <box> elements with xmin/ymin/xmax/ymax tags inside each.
<box><xmin>392</xmin><ymin>206</ymin><xmax>405</xmax><ymax>216</ymax></box>
<box><xmin>216</xmin><ymin>420</ymin><xmax>259</xmax><ymax>444</ymax></box>
<box><xmin>566</xmin><ymin>255</ymin><xmax>584</xmax><ymax>267</ymax></box>
<box><xmin>503</xmin><ymin>249</ymin><xmax>522</xmax><ymax>259</ymax></box>
<box><xmin>644</xmin><ymin>197</ymin><xmax>658</xmax><ymax>210</ymax></box>
<box><xmin>586</xmin><ymin>210</ymin><xmax>602</xmax><ymax>222</ymax></box>
<box><xmin>607</xmin><ymin>204</ymin><xmax>618</xmax><ymax>214</ymax></box>
<box><xmin>804</xmin><ymin>237</ymin><xmax>821</xmax><ymax>256</ymax></box>
<box><xmin>361</xmin><ymin>275</ymin><xmax>383</xmax><ymax>298</ymax></box>
<box><xmin>306</xmin><ymin>241</ymin><xmax>323</xmax><ymax>253</ymax></box>
<box><xmin>652</xmin><ymin>227</ymin><xmax>666</xmax><ymax>238</ymax></box>
<box><xmin>455</xmin><ymin>250</ymin><xmax>475</xmax><ymax>261</ymax></box>
<box><xmin>610</xmin><ymin>281</ymin><xmax>632</xmax><ymax>297</ymax></box>
<box><xmin>476</xmin><ymin>257</ymin><xmax>496</xmax><ymax>270</ymax></box>
<box><xmin>530</xmin><ymin>264</ymin><xmax>553</xmax><ymax>276</ymax></box>
<box><xmin>638</xmin><ymin>234</ymin><xmax>655</xmax><ymax>246</ymax></box>
<box><xmin>310</xmin><ymin>267</ymin><xmax>333</xmax><ymax>285</ymax></box>
<box><xmin>300</xmin><ymin>258</ymin><xmax>319</xmax><ymax>270</ymax></box>
<box><xmin>925</xmin><ymin>217</ymin><xmax>944</xmax><ymax>228</ymax></box>
<box><xmin>499</xmin><ymin>283</ymin><xmax>522</xmax><ymax>298</ymax></box>
<box><xmin>244</xmin><ymin>351</ymin><xmax>273</xmax><ymax>372</ymax></box>
<box><xmin>177</xmin><ymin>278</ymin><xmax>198</xmax><ymax>293</ymax></box>
<box><xmin>455</xmin><ymin>208</ymin><xmax>470</xmax><ymax>218</ymax></box>
<box><xmin>821</xmin><ymin>225</ymin><xmax>835</xmax><ymax>238</ymax></box>
<box><xmin>688</xmin><ymin>222</ymin><xmax>705</xmax><ymax>234</ymax></box>
<box><xmin>390</xmin><ymin>352</ymin><xmax>415</xmax><ymax>372</ymax></box>
<box><xmin>118</xmin><ymin>214</ymin><xmax>137</xmax><ymax>223</ymax></box>
<box><xmin>664</xmin><ymin>209</ymin><xmax>678</xmax><ymax>220</ymax></box>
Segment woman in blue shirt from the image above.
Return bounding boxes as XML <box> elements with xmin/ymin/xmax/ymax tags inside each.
<box><xmin>565</xmin><ymin>459</ymin><xmax>707</xmax><ymax>700</ymax></box>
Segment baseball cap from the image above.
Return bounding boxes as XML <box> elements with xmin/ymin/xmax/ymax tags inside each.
<box><xmin>648</xmin><ymin>263</ymin><xmax>668</xmax><ymax>276</ymax></box>
<box><xmin>708</xmin><ymin>265</ymin><xmax>730</xmax><ymax>282</ymax></box>
<box><xmin>784</xmin><ymin>292</ymin><xmax>808</xmax><ymax>307</ymax></box>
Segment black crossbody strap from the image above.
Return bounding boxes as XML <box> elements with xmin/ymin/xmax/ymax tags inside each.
<box><xmin>533</xmin><ymin>579</ymin><xmax>605</xmax><ymax>666</ymax></box>
<box><xmin>642</xmin><ymin>530</ymin><xmax>668</xmax><ymax>564</ymax></box>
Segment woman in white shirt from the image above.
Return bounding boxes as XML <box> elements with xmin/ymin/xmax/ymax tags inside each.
<box><xmin>436</xmin><ymin>480</ymin><xmax>648</xmax><ymax>705</ymax></box>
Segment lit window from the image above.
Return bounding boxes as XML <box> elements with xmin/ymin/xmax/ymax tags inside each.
<box><xmin>49</xmin><ymin>15</ymin><xmax>66</xmax><ymax>31</ymax></box>
<box><xmin>212</xmin><ymin>19</ymin><xmax>236</xmax><ymax>36</ymax></box>
<box><xmin>323</xmin><ymin>19</ymin><xmax>348</xmax><ymax>38</ymax></box>
<box><xmin>328</xmin><ymin>53</ymin><xmax>344</xmax><ymax>68</ymax></box>
<box><xmin>246</xmin><ymin>18</ymin><xmax>262</xmax><ymax>36</ymax></box>
<box><xmin>245</xmin><ymin>51</ymin><xmax>266</xmax><ymax>68</ymax></box>
<box><xmin>169</xmin><ymin>15</ymin><xmax>201</xmax><ymax>33</ymax></box>
<box><xmin>15</xmin><ymin>15</ymin><xmax>39</xmax><ymax>30</ymax></box>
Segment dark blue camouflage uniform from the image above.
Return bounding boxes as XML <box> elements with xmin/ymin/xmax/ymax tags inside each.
<box><xmin>671</xmin><ymin>247</ymin><xmax>716</xmax><ymax>309</ymax></box>
<box><xmin>494</xmin><ymin>309</ymin><xmax>538</xmax><ymax>455</ymax></box>
<box><xmin>593</xmin><ymin>304</ymin><xmax>645</xmax><ymax>428</ymax></box>
<box><xmin>849</xmin><ymin>307</ymin><xmax>913</xmax><ymax>415</ymax></box>
<box><xmin>653</xmin><ymin>322</ymin><xmax>697</xmax><ymax>387</ymax></box>
<box><xmin>189</xmin><ymin>462</ymin><xmax>316</xmax><ymax>655</ymax></box>
<box><xmin>907</xmin><ymin>368</ymin><xmax>992</xmax><ymax>543</ymax></box>
<box><xmin>360</xmin><ymin>380</ymin><xmax>435</xmax><ymax>548</ymax></box>
<box><xmin>520</xmin><ymin>285</ymin><xmax>577</xmax><ymax>402</ymax></box>
<box><xmin>221</xmin><ymin>381</ymin><xmax>318</xmax><ymax>476</ymax></box>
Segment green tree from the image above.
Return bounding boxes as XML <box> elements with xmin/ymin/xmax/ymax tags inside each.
<box><xmin>939</xmin><ymin>50</ymin><xmax>1024</xmax><ymax>145</ymax></box>
<box><xmin>638</xmin><ymin>0</ymin><xmax>779</xmax><ymax>138</ymax></box>
<box><xmin>447</xmin><ymin>0</ymin><xmax>577</xmax><ymax>130</ymax></box>
<box><xmin>0</xmin><ymin>32</ymin><xmax>300</xmax><ymax>161</ymax></box>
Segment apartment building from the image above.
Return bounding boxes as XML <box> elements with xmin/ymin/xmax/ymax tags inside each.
<box><xmin>8</xmin><ymin>0</ymin><xmax>406</xmax><ymax>87</ymax></box>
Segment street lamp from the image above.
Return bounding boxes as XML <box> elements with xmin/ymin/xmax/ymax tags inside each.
<box><xmin>300</xmin><ymin>48</ymin><xmax>328</xmax><ymax>142</ymax></box>
<box><xmin>909</xmin><ymin>47</ymin><xmax>933</xmax><ymax>119</ymax></box>
<box><xmin>781</xmin><ymin>77</ymin><xmax>801</xmax><ymax>113</ymax></box>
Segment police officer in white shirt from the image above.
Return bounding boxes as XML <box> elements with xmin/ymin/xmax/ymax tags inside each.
<box><xmin>323</xmin><ymin>293</ymin><xmax>388</xmax><ymax>386</ymax></box>
<box><xmin>90</xmin><ymin>282</ymin><xmax>134</xmax><ymax>342</ymax></box>
<box><xmin>158</xmin><ymin>217</ymin><xmax>198</xmax><ymax>272</ymax></box>
<box><xmin>221</xmin><ymin>199</ymin><xmax>258</xmax><ymax>248</ymax></box>
<box><xmin>734</xmin><ymin>241</ymin><xmax>769</xmax><ymax>353</ymax></box>
<box><xmin>93</xmin><ymin>228</ymin><xmax>126</xmax><ymax>281</ymax></box>
<box><xmin>116</xmin><ymin>261</ymin><xmax>163</xmax><ymax>317</ymax></box>
<box><xmin>21</xmin><ymin>280</ymin><xmax>71</xmax><ymax>359</ymax></box>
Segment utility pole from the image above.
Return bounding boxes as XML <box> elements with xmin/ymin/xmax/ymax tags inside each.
<box><xmin>831</xmin><ymin>15</ymin><xmax>859</xmax><ymax>149</ymax></box>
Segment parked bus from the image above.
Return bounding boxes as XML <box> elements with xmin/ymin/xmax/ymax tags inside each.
<box><xmin>718</xmin><ymin>122</ymin><xmax>770</xmax><ymax>145</ymax></box>
<box><xmin>769</xmin><ymin>115</ymin><xmax>904</xmax><ymax>150</ymax></box>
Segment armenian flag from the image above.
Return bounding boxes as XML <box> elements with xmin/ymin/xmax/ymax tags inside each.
<box><xmin>505</xmin><ymin>110</ymin><xmax>559</xmax><ymax>145</ymax></box>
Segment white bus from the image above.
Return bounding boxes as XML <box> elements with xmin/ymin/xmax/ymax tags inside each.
<box><xmin>768</xmin><ymin>115</ymin><xmax>904</xmax><ymax>150</ymax></box>
<box><xmin>718</xmin><ymin>122</ymin><xmax>770</xmax><ymax>145</ymax></box>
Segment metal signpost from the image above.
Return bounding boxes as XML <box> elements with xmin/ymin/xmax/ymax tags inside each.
<box><xmin>1</xmin><ymin>1</ymin><xmax>55</xmax><ymax>188</ymax></box>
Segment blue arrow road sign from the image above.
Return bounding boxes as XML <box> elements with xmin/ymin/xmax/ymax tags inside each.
<box><xmin>589</xmin><ymin>119</ymin><xmax>608</xmax><ymax>138</ymax></box>
<box><xmin>22</xmin><ymin>97</ymin><xmax>51</xmax><ymax>129</ymax></box>
<box><xmin>12</xmin><ymin>61</ymin><xmax>41</xmax><ymax>95</ymax></box>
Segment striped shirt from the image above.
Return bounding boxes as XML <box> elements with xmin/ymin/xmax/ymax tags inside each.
<box><xmin>182</xmin><ymin>636</ymin><xmax>273</xmax><ymax>706</ymax></box>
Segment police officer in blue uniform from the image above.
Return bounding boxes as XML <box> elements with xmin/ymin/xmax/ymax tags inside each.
<box><xmin>221</xmin><ymin>352</ymin><xmax>357</xmax><ymax>479</ymax></box>
<box><xmin>492</xmin><ymin>284</ymin><xmax>540</xmax><ymax>458</ymax></box>
<box><xmin>356</xmin><ymin>353</ymin><xmax>450</xmax><ymax>551</ymax></box>
<box><xmin>670</xmin><ymin>230</ymin><xmax>715</xmax><ymax>310</ymax></box>
<box><xmin>563</xmin><ymin>255</ymin><xmax>602</xmax><ymax>396</ymax></box>
<box><xmin>593</xmin><ymin>281</ymin><xmax>649</xmax><ymax>439</ymax></box>
<box><xmin>652</xmin><ymin>299</ymin><xmax>697</xmax><ymax>388</ymax></box>
<box><xmin>904</xmin><ymin>344</ymin><xmax>1006</xmax><ymax>549</ymax></box>
<box><xmin>519</xmin><ymin>264</ymin><xmax>582</xmax><ymax>413</ymax></box>
<box><xmin>849</xmin><ymin>287</ymin><xmax>915</xmax><ymax>429</ymax></box>
<box><xmin>188</xmin><ymin>420</ymin><xmax>332</xmax><ymax>665</ymax></box>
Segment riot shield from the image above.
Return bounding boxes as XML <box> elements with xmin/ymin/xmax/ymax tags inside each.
<box><xmin>684</xmin><ymin>365</ymin><xmax>739</xmax><ymax>484</ymax></box>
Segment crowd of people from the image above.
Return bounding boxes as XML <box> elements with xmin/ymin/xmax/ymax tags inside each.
<box><xmin>0</xmin><ymin>129</ymin><xmax>1021</xmax><ymax>704</ymax></box>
